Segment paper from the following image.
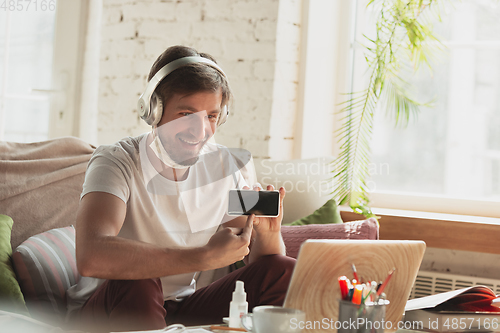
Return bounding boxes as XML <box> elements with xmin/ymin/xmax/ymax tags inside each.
<box><xmin>405</xmin><ymin>285</ymin><xmax>497</xmax><ymax>312</ymax></box>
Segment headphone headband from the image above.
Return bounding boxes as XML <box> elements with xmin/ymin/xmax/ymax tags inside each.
<box><xmin>138</xmin><ymin>56</ymin><xmax>229</xmax><ymax>126</ymax></box>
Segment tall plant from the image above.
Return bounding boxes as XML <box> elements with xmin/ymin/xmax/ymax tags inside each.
<box><xmin>333</xmin><ymin>0</ymin><xmax>444</xmax><ymax>217</ymax></box>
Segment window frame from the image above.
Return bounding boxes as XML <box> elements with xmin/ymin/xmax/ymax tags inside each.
<box><xmin>293</xmin><ymin>0</ymin><xmax>355</xmax><ymax>160</ymax></box>
<box><xmin>47</xmin><ymin>0</ymin><xmax>87</xmax><ymax>139</ymax></box>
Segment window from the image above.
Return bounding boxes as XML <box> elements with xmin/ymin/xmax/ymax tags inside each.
<box><xmin>349</xmin><ymin>0</ymin><xmax>500</xmax><ymax>218</ymax></box>
<box><xmin>0</xmin><ymin>7</ymin><xmax>55</xmax><ymax>142</ymax></box>
<box><xmin>0</xmin><ymin>0</ymin><xmax>86</xmax><ymax>142</ymax></box>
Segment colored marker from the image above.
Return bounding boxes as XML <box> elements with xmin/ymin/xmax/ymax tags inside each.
<box><xmin>352</xmin><ymin>284</ymin><xmax>364</xmax><ymax>305</ymax></box>
<box><xmin>338</xmin><ymin>276</ymin><xmax>349</xmax><ymax>300</ymax></box>
<box><xmin>347</xmin><ymin>287</ymin><xmax>354</xmax><ymax>301</ymax></box>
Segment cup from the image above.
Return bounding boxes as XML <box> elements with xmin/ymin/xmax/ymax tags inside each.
<box><xmin>337</xmin><ymin>299</ymin><xmax>389</xmax><ymax>333</ymax></box>
<box><xmin>241</xmin><ymin>306</ymin><xmax>306</xmax><ymax>333</ymax></box>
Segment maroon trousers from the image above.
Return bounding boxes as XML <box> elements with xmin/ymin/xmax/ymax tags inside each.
<box><xmin>77</xmin><ymin>255</ymin><xmax>296</xmax><ymax>332</ymax></box>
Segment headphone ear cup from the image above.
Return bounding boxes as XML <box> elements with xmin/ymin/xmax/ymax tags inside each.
<box><xmin>217</xmin><ymin>105</ymin><xmax>229</xmax><ymax>127</ymax></box>
<box><xmin>150</xmin><ymin>92</ymin><xmax>164</xmax><ymax>126</ymax></box>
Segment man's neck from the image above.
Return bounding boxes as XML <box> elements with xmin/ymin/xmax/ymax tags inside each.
<box><xmin>146</xmin><ymin>133</ymin><xmax>189</xmax><ymax>181</ymax></box>
<box><xmin>159</xmin><ymin>164</ymin><xmax>189</xmax><ymax>182</ymax></box>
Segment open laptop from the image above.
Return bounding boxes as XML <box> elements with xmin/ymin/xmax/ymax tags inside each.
<box><xmin>283</xmin><ymin>239</ymin><xmax>426</xmax><ymax>332</ymax></box>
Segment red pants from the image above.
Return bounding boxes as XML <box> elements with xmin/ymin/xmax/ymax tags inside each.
<box><xmin>78</xmin><ymin>255</ymin><xmax>296</xmax><ymax>332</ymax></box>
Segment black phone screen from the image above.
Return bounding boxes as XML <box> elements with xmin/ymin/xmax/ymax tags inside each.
<box><xmin>228</xmin><ymin>190</ymin><xmax>280</xmax><ymax>217</ymax></box>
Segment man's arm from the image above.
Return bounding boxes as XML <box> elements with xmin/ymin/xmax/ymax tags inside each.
<box><xmin>76</xmin><ymin>191</ymin><xmax>253</xmax><ymax>280</ymax></box>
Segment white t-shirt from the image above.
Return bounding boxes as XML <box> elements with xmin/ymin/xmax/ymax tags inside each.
<box><xmin>66</xmin><ymin>133</ymin><xmax>252</xmax><ymax>317</ymax></box>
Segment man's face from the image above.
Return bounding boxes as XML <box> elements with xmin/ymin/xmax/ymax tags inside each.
<box><xmin>155</xmin><ymin>89</ymin><xmax>223</xmax><ymax>166</ymax></box>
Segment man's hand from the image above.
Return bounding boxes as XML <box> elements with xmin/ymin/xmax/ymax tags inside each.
<box><xmin>203</xmin><ymin>214</ymin><xmax>253</xmax><ymax>270</ymax></box>
<box><xmin>249</xmin><ymin>184</ymin><xmax>286</xmax><ymax>234</ymax></box>
<box><xmin>245</xmin><ymin>184</ymin><xmax>286</xmax><ymax>262</ymax></box>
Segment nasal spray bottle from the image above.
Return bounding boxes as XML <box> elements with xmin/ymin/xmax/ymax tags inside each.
<box><xmin>229</xmin><ymin>280</ymin><xmax>248</xmax><ymax>328</ymax></box>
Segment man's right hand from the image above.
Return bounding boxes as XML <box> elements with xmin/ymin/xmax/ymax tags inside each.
<box><xmin>203</xmin><ymin>214</ymin><xmax>254</xmax><ymax>270</ymax></box>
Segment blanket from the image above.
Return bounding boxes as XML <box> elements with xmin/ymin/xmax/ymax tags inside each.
<box><xmin>0</xmin><ymin>137</ymin><xmax>95</xmax><ymax>249</ymax></box>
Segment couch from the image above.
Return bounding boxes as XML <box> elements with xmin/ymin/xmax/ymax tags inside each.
<box><xmin>0</xmin><ymin>136</ymin><xmax>378</xmax><ymax>327</ymax></box>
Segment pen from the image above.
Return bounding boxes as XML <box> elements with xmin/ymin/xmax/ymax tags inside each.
<box><xmin>377</xmin><ymin>292</ymin><xmax>387</xmax><ymax>304</ymax></box>
<box><xmin>361</xmin><ymin>283</ymin><xmax>370</xmax><ymax>301</ymax></box>
<box><xmin>377</xmin><ymin>268</ymin><xmax>395</xmax><ymax>296</ymax></box>
<box><xmin>369</xmin><ymin>281</ymin><xmax>377</xmax><ymax>302</ymax></box>
<box><xmin>352</xmin><ymin>263</ymin><xmax>360</xmax><ymax>282</ymax></box>
<box><xmin>359</xmin><ymin>282</ymin><xmax>375</xmax><ymax>304</ymax></box>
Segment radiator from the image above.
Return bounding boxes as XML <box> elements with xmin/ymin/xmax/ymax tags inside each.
<box><xmin>409</xmin><ymin>270</ymin><xmax>500</xmax><ymax>299</ymax></box>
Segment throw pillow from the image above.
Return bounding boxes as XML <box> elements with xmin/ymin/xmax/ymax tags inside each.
<box><xmin>0</xmin><ymin>214</ymin><xmax>30</xmax><ymax>316</ymax></box>
<box><xmin>281</xmin><ymin>218</ymin><xmax>379</xmax><ymax>259</ymax></box>
<box><xmin>286</xmin><ymin>198</ymin><xmax>343</xmax><ymax>226</ymax></box>
<box><xmin>232</xmin><ymin>199</ymin><xmax>343</xmax><ymax>269</ymax></box>
<box><xmin>11</xmin><ymin>225</ymin><xmax>80</xmax><ymax>322</ymax></box>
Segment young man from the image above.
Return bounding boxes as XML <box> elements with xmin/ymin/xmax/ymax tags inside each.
<box><xmin>68</xmin><ymin>45</ymin><xmax>295</xmax><ymax>331</ymax></box>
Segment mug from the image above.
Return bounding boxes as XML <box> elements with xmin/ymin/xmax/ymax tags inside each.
<box><xmin>241</xmin><ymin>306</ymin><xmax>306</xmax><ymax>333</ymax></box>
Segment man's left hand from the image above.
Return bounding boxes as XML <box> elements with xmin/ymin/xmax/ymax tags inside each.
<box><xmin>244</xmin><ymin>184</ymin><xmax>286</xmax><ymax>261</ymax></box>
<box><xmin>244</xmin><ymin>184</ymin><xmax>285</xmax><ymax>235</ymax></box>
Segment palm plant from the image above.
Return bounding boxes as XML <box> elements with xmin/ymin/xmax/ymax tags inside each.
<box><xmin>332</xmin><ymin>0</ymin><xmax>445</xmax><ymax>217</ymax></box>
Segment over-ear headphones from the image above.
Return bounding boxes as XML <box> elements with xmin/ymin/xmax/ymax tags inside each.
<box><xmin>138</xmin><ymin>56</ymin><xmax>229</xmax><ymax>127</ymax></box>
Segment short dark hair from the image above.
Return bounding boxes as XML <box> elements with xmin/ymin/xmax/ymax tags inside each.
<box><xmin>148</xmin><ymin>45</ymin><xmax>232</xmax><ymax>112</ymax></box>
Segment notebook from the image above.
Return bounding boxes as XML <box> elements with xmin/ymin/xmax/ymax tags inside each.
<box><xmin>283</xmin><ymin>239</ymin><xmax>426</xmax><ymax>332</ymax></box>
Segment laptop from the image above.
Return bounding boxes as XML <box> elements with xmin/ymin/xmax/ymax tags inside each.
<box><xmin>283</xmin><ymin>239</ymin><xmax>426</xmax><ymax>332</ymax></box>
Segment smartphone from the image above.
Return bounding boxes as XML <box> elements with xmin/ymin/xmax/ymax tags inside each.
<box><xmin>228</xmin><ymin>189</ymin><xmax>280</xmax><ymax>217</ymax></box>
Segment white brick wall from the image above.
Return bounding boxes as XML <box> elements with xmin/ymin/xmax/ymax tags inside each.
<box><xmin>94</xmin><ymin>0</ymin><xmax>300</xmax><ymax>160</ymax></box>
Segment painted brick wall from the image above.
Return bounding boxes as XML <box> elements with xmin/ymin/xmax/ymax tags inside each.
<box><xmin>96</xmin><ymin>0</ymin><xmax>300</xmax><ymax>160</ymax></box>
